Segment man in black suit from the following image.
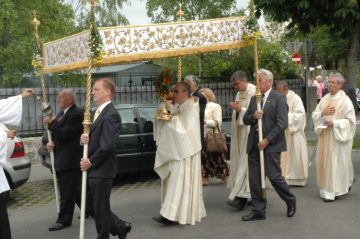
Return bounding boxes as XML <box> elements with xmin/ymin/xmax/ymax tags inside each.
<box><xmin>342</xmin><ymin>81</ymin><xmax>359</xmax><ymax>115</ymax></box>
<box><xmin>44</xmin><ymin>89</ymin><xmax>83</xmax><ymax>231</ymax></box>
<box><xmin>242</xmin><ymin>69</ymin><xmax>296</xmax><ymax>221</ymax></box>
<box><xmin>184</xmin><ymin>75</ymin><xmax>207</xmax><ymax>144</ymax></box>
<box><xmin>80</xmin><ymin>78</ymin><xmax>131</xmax><ymax>239</ymax></box>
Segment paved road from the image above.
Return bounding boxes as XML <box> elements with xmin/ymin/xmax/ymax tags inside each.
<box><xmin>8</xmin><ymin>148</ymin><xmax>360</xmax><ymax>239</ymax></box>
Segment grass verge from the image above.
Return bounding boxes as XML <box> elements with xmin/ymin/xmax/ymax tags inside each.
<box><xmin>353</xmin><ymin>135</ymin><xmax>360</xmax><ymax>150</ymax></box>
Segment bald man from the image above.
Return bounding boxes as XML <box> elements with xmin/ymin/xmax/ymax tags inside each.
<box><xmin>44</xmin><ymin>89</ymin><xmax>84</xmax><ymax>231</ymax></box>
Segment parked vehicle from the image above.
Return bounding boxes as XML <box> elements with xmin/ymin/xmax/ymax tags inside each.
<box><xmin>1</xmin><ymin>124</ymin><xmax>31</xmax><ymax>189</ymax></box>
<box><xmin>38</xmin><ymin>104</ymin><xmax>231</xmax><ymax>174</ymax></box>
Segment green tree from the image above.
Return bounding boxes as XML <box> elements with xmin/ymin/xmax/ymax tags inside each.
<box><xmin>146</xmin><ymin>0</ymin><xmax>238</xmax><ymax>22</ymax></box>
<box><xmin>258</xmin><ymin>41</ymin><xmax>298</xmax><ymax>81</ymax></box>
<box><xmin>69</xmin><ymin>0</ymin><xmax>129</xmax><ymax>27</ymax></box>
<box><xmin>0</xmin><ymin>0</ymin><xmax>76</xmax><ymax>87</ymax></box>
<box><xmin>254</xmin><ymin>0</ymin><xmax>360</xmax><ymax>86</ymax></box>
<box><xmin>308</xmin><ymin>25</ymin><xmax>347</xmax><ymax>70</ymax></box>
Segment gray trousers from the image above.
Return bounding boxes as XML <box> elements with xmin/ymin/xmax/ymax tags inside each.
<box><xmin>248</xmin><ymin>142</ymin><xmax>296</xmax><ymax>215</ymax></box>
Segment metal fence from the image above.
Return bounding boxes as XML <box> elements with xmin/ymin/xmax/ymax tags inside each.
<box><xmin>0</xmin><ymin>77</ymin><xmax>306</xmax><ymax>137</ymax></box>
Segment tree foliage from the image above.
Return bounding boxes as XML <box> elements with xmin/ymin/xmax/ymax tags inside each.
<box><xmin>0</xmin><ymin>0</ymin><xmax>133</xmax><ymax>87</ymax></box>
<box><xmin>146</xmin><ymin>0</ymin><xmax>238</xmax><ymax>22</ymax></box>
<box><xmin>254</xmin><ymin>0</ymin><xmax>360</xmax><ymax>86</ymax></box>
<box><xmin>69</xmin><ymin>0</ymin><xmax>129</xmax><ymax>28</ymax></box>
<box><xmin>0</xmin><ymin>0</ymin><xmax>76</xmax><ymax>87</ymax></box>
<box><xmin>258</xmin><ymin>41</ymin><xmax>298</xmax><ymax>81</ymax></box>
<box><xmin>308</xmin><ymin>25</ymin><xmax>348</xmax><ymax>69</ymax></box>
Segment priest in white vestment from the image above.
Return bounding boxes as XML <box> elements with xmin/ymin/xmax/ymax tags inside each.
<box><xmin>153</xmin><ymin>82</ymin><xmax>206</xmax><ymax>225</ymax></box>
<box><xmin>0</xmin><ymin>88</ymin><xmax>34</xmax><ymax>238</ymax></box>
<box><xmin>227</xmin><ymin>71</ymin><xmax>256</xmax><ymax>210</ymax></box>
<box><xmin>312</xmin><ymin>72</ymin><xmax>356</xmax><ymax>202</ymax></box>
<box><xmin>276</xmin><ymin>81</ymin><xmax>308</xmax><ymax>186</ymax></box>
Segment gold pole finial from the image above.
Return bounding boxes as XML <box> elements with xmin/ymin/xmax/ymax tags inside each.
<box><xmin>31</xmin><ymin>11</ymin><xmax>40</xmax><ymax>34</ymax></box>
<box><xmin>90</xmin><ymin>0</ymin><xmax>98</xmax><ymax>6</ymax></box>
<box><xmin>177</xmin><ymin>3</ymin><xmax>185</xmax><ymax>20</ymax></box>
<box><xmin>31</xmin><ymin>10</ymin><xmax>47</xmax><ymax>103</ymax></box>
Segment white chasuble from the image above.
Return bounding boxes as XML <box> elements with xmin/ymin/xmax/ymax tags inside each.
<box><xmin>0</xmin><ymin>96</ymin><xmax>23</xmax><ymax>194</ymax></box>
<box><xmin>0</xmin><ymin>95</ymin><xmax>23</xmax><ymax>126</ymax></box>
<box><xmin>228</xmin><ymin>83</ymin><xmax>255</xmax><ymax>200</ymax></box>
<box><xmin>154</xmin><ymin>97</ymin><xmax>206</xmax><ymax>225</ymax></box>
<box><xmin>0</xmin><ymin>129</ymin><xmax>10</xmax><ymax>194</ymax></box>
<box><xmin>281</xmin><ymin>90</ymin><xmax>308</xmax><ymax>186</ymax></box>
<box><xmin>312</xmin><ymin>90</ymin><xmax>356</xmax><ymax>200</ymax></box>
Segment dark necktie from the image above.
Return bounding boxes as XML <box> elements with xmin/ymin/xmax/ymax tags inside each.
<box><xmin>57</xmin><ymin>111</ymin><xmax>64</xmax><ymax>121</ymax></box>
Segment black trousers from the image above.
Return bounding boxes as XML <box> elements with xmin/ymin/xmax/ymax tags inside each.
<box><xmin>88</xmin><ymin>177</ymin><xmax>126</xmax><ymax>239</ymax></box>
<box><xmin>248</xmin><ymin>142</ymin><xmax>295</xmax><ymax>215</ymax></box>
<box><xmin>0</xmin><ymin>191</ymin><xmax>11</xmax><ymax>239</ymax></box>
<box><xmin>56</xmin><ymin>170</ymin><xmax>82</xmax><ymax>225</ymax></box>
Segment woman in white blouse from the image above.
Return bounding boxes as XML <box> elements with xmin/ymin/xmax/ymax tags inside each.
<box><xmin>199</xmin><ymin>88</ymin><xmax>229</xmax><ymax>186</ymax></box>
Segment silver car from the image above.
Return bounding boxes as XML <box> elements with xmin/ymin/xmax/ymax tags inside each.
<box><xmin>1</xmin><ymin>124</ymin><xmax>31</xmax><ymax>189</ymax></box>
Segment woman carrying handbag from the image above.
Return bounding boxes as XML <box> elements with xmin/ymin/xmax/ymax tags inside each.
<box><xmin>200</xmin><ymin>88</ymin><xmax>229</xmax><ymax>186</ymax></box>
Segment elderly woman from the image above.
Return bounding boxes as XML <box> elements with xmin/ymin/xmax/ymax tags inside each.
<box><xmin>199</xmin><ymin>88</ymin><xmax>229</xmax><ymax>186</ymax></box>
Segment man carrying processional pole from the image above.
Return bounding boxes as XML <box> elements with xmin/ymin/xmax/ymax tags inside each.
<box><xmin>241</xmin><ymin>0</ymin><xmax>296</xmax><ymax>221</ymax></box>
<box><xmin>79</xmin><ymin>1</ymin><xmax>132</xmax><ymax>239</ymax></box>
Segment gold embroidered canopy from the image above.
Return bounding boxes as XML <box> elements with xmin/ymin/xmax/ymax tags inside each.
<box><xmin>42</xmin><ymin>16</ymin><xmax>247</xmax><ymax>73</ymax></box>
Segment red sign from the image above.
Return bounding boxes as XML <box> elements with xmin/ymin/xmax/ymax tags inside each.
<box><xmin>292</xmin><ymin>53</ymin><xmax>301</xmax><ymax>64</ymax></box>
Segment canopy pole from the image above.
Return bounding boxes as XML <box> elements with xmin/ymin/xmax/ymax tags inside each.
<box><xmin>31</xmin><ymin>10</ymin><xmax>60</xmax><ymax>213</ymax></box>
<box><xmin>177</xmin><ymin>3</ymin><xmax>184</xmax><ymax>82</ymax></box>
<box><xmin>250</xmin><ymin>0</ymin><xmax>266</xmax><ymax>199</ymax></box>
<box><xmin>79</xmin><ymin>1</ymin><xmax>98</xmax><ymax>238</ymax></box>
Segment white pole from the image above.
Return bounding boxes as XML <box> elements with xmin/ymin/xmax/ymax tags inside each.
<box><xmin>257</xmin><ymin>102</ymin><xmax>266</xmax><ymax>197</ymax></box>
<box><xmin>79</xmin><ymin>144</ymin><xmax>88</xmax><ymax>239</ymax></box>
<box><xmin>47</xmin><ymin>129</ymin><xmax>60</xmax><ymax>213</ymax></box>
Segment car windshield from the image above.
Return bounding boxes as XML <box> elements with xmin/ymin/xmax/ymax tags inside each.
<box><xmin>138</xmin><ymin>107</ymin><xmax>157</xmax><ymax>133</ymax></box>
<box><xmin>118</xmin><ymin>108</ymin><xmax>139</xmax><ymax>135</ymax></box>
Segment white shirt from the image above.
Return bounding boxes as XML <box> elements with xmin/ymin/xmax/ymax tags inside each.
<box><xmin>96</xmin><ymin>101</ymin><xmax>111</xmax><ymax>114</ymax></box>
<box><xmin>262</xmin><ymin>88</ymin><xmax>272</xmax><ymax>109</ymax></box>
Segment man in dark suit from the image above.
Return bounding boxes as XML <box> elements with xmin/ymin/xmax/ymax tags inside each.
<box><xmin>184</xmin><ymin>75</ymin><xmax>207</xmax><ymax>144</ymax></box>
<box><xmin>342</xmin><ymin>82</ymin><xmax>359</xmax><ymax>115</ymax></box>
<box><xmin>242</xmin><ymin>69</ymin><xmax>296</xmax><ymax>221</ymax></box>
<box><xmin>80</xmin><ymin>78</ymin><xmax>131</xmax><ymax>239</ymax></box>
<box><xmin>44</xmin><ymin>89</ymin><xmax>83</xmax><ymax>231</ymax></box>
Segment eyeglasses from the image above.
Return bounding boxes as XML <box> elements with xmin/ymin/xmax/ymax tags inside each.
<box><xmin>174</xmin><ymin>90</ymin><xmax>185</xmax><ymax>93</ymax></box>
<box><xmin>328</xmin><ymin>81</ymin><xmax>339</xmax><ymax>84</ymax></box>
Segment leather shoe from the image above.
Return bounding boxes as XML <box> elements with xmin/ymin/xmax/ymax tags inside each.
<box><xmin>242</xmin><ymin>212</ymin><xmax>265</xmax><ymax>221</ymax></box>
<box><xmin>152</xmin><ymin>216</ymin><xmax>178</xmax><ymax>225</ymax></box>
<box><xmin>48</xmin><ymin>222</ymin><xmax>70</xmax><ymax>231</ymax></box>
<box><xmin>287</xmin><ymin>205</ymin><xmax>296</xmax><ymax>217</ymax></box>
<box><xmin>117</xmin><ymin>222</ymin><xmax>132</xmax><ymax>239</ymax></box>
<box><xmin>227</xmin><ymin>197</ymin><xmax>246</xmax><ymax>211</ymax></box>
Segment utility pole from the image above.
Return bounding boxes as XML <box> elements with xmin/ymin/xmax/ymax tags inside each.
<box><xmin>303</xmin><ymin>39</ymin><xmax>313</xmax><ymax>130</ymax></box>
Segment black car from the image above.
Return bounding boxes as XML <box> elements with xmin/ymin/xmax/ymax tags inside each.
<box><xmin>38</xmin><ymin>104</ymin><xmax>230</xmax><ymax>174</ymax></box>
